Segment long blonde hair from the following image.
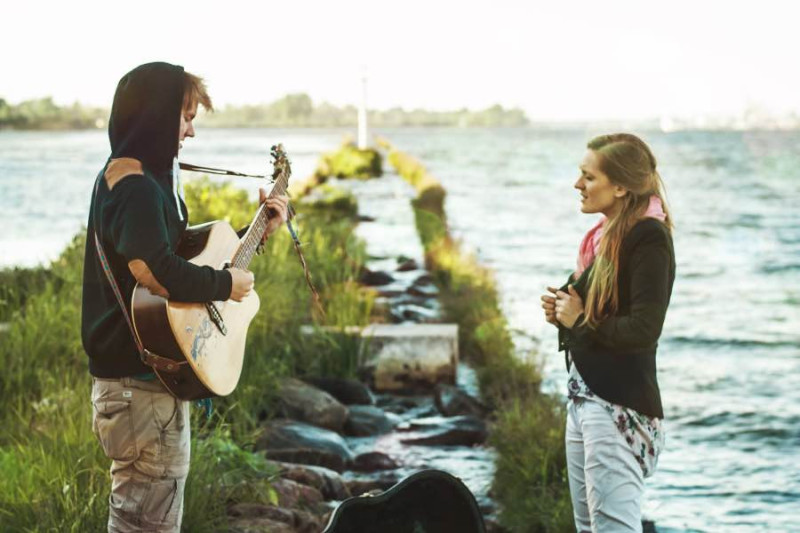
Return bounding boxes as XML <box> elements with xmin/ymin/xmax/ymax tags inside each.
<box><xmin>582</xmin><ymin>133</ymin><xmax>672</xmax><ymax>329</ymax></box>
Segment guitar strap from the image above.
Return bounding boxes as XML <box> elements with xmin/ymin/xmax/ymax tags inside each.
<box><xmin>179</xmin><ymin>161</ymin><xmax>271</xmax><ymax>180</ymax></box>
<box><xmin>91</xmin><ymin>172</ymin><xmax>188</xmax><ymax>375</ymax></box>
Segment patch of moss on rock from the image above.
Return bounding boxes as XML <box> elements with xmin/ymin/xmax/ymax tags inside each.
<box><xmin>316</xmin><ymin>143</ymin><xmax>383</xmax><ymax>180</ymax></box>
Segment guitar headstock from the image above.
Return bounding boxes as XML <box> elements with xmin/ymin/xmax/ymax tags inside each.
<box><xmin>270</xmin><ymin>144</ymin><xmax>292</xmax><ymax>185</ymax></box>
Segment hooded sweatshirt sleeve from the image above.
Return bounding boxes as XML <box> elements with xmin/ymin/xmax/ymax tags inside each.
<box><xmin>107</xmin><ymin>177</ymin><xmax>232</xmax><ymax>302</ymax></box>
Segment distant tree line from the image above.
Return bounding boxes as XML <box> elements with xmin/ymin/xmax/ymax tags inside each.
<box><xmin>201</xmin><ymin>94</ymin><xmax>530</xmax><ymax>127</ymax></box>
<box><xmin>0</xmin><ymin>97</ymin><xmax>107</xmax><ymax>130</ymax></box>
<box><xmin>0</xmin><ymin>93</ymin><xmax>530</xmax><ymax>130</ymax></box>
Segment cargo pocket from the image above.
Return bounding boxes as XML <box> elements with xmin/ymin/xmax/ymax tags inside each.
<box><xmin>152</xmin><ymin>392</ymin><xmax>191</xmax><ymax>478</ymax></box>
<box><xmin>92</xmin><ymin>390</ymin><xmax>136</xmax><ymax>462</ymax></box>
<box><xmin>140</xmin><ymin>477</ymin><xmax>182</xmax><ymax>529</ymax></box>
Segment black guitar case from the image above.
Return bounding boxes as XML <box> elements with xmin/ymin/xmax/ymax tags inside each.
<box><xmin>323</xmin><ymin>469</ymin><xmax>487</xmax><ymax>533</ymax></box>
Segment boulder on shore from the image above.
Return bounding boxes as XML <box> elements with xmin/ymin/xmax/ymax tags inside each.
<box><xmin>396</xmin><ymin>258</ymin><xmax>419</xmax><ymax>272</ymax></box>
<box><xmin>269</xmin><ymin>461</ymin><xmax>351</xmax><ymax>501</ymax></box>
<box><xmin>263</xmin><ymin>449</ymin><xmax>347</xmax><ymax>474</ymax></box>
<box><xmin>228</xmin><ymin>516</ymin><xmax>294</xmax><ymax>533</ymax></box>
<box><xmin>227</xmin><ymin>501</ymin><xmax>326</xmax><ymax>533</ymax></box>
<box><xmin>358</xmin><ymin>268</ymin><xmax>395</xmax><ymax>287</ymax></box>
<box><xmin>256</xmin><ymin>421</ymin><xmax>354</xmax><ymax>472</ymax></box>
<box><xmin>401</xmin><ymin>415</ymin><xmax>488</xmax><ymax>446</ymax></box>
<box><xmin>351</xmin><ymin>451</ymin><xmax>399</xmax><ymax>472</ymax></box>
<box><xmin>302</xmin><ymin>376</ymin><xmax>375</xmax><ymax>406</ymax></box>
<box><xmin>344</xmin><ymin>405</ymin><xmax>396</xmax><ymax>436</ymax></box>
<box><xmin>276</xmin><ymin>378</ymin><xmax>348</xmax><ymax>433</ymax></box>
<box><xmin>346</xmin><ymin>476</ymin><xmax>400</xmax><ymax>497</ymax></box>
<box><xmin>271</xmin><ymin>478</ymin><xmax>324</xmax><ymax>509</ymax></box>
<box><xmin>434</xmin><ymin>384</ymin><xmax>491</xmax><ymax>418</ymax></box>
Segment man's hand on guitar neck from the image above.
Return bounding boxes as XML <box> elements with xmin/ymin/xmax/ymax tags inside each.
<box><xmin>260</xmin><ymin>190</ymin><xmax>291</xmax><ymax>243</ymax></box>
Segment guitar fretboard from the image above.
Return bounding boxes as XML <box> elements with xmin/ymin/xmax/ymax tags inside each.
<box><xmin>231</xmin><ymin>165</ymin><xmax>289</xmax><ymax>270</ymax></box>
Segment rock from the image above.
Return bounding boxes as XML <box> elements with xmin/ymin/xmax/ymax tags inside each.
<box><xmin>642</xmin><ymin>520</ymin><xmax>657</xmax><ymax>533</ymax></box>
<box><xmin>277</xmin><ymin>378</ymin><xmax>348</xmax><ymax>432</ymax></box>
<box><xmin>377</xmin><ymin>288</ymin><xmax>405</xmax><ymax>299</ymax></box>
<box><xmin>228</xmin><ymin>503</ymin><xmax>294</xmax><ymax>523</ymax></box>
<box><xmin>359</xmin><ymin>268</ymin><xmax>394</xmax><ymax>286</ymax></box>
<box><xmin>352</xmin><ymin>451</ymin><xmax>399</xmax><ymax>472</ymax></box>
<box><xmin>413</xmin><ymin>273</ymin><xmax>435</xmax><ymax>285</ymax></box>
<box><xmin>401</xmin><ymin>415</ymin><xmax>488</xmax><ymax>446</ymax></box>
<box><xmin>228</xmin><ymin>517</ymin><xmax>294</xmax><ymax>533</ymax></box>
<box><xmin>271</xmin><ymin>478</ymin><xmax>324</xmax><ymax>509</ymax></box>
<box><xmin>270</xmin><ymin>461</ymin><xmax>351</xmax><ymax>500</ymax></box>
<box><xmin>396</xmin><ymin>258</ymin><xmax>419</xmax><ymax>272</ymax></box>
<box><xmin>390</xmin><ymin>303</ymin><xmax>441</xmax><ymax>323</ymax></box>
<box><xmin>434</xmin><ymin>384</ymin><xmax>491</xmax><ymax>418</ymax></box>
<box><xmin>345</xmin><ymin>476</ymin><xmax>399</xmax><ymax>496</ymax></box>
<box><xmin>484</xmin><ymin>517</ymin><xmax>510</xmax><ymax>533</ymax></box>
<box><xmin>227</xmin><ymin>503</ymin><xmax>325</xmax><ymax>533</ymax></box>
<box><xmin>302</xmin><ymin>376</ymin><xmax>375</xmax><ymax>406</ymax></box>
<box><xmin>293</xmin><ymin>508</ymin><xmax>326</xmax><ymax>533</ymax></box>
<box><xmin>359</xmin><ymin>324</ymin><xmax>459</xmax><ymax>393</ymax></box>
<box><xmin>358</xmin><ymin>215</ymin><xmax>376</xmax><ymax>222</ymax></box>
<box><xmin>344</xmin><ymin>405</ymin><xmax>395</xmax><ymax>436</ymax></box>
<box><xmin>377</xmin><ymin>395</ymin><xmax>437</xmax><ymax>417</ymax></box>
<box><xmin>389</xmin><ymin>289</ymin><xmax>442</xmax><ymax>324</ymax></box>
<box><xmin>256</xmin><ymin>421</ymin><xmax>354</xmax><ymax>470</ymax></box>
<box><xmin>407</xmin><ymin>283</ymin><xmax>439</xmax><ymax>298</ymax></box>
<box><xmin>479</xmin><ymin>500</ymin><xmax>496</xmax><ymax>515</ymax></box>
<box><xmin>263</xmin><ymin>449</ymin><xmax>347</xmax><ymax>473</ymax></box>
<box><xmin>376</xmin><ymin>395</ymin><xmax>425</xmax><ymax>409</ymax></box>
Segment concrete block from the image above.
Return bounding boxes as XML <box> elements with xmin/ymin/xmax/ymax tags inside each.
<box><xmin>359</xmin><ymin>324</ymin><xmax>459</xmax><ymax>392</ymax></box>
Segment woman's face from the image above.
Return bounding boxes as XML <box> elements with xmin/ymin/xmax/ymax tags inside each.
<box><xmin>574</xmin><ymin>150</ymin><xmax>626</xmax><ymax>217</ymax></box>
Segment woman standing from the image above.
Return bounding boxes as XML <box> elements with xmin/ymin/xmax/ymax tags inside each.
<box><xmin>541</xmin><ymin>133</ymin><xmax>675</xmax><ymax>532</ymax></box>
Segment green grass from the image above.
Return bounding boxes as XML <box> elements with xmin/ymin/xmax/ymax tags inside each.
<box><xmin>0</xmin><ymin>173</ymin><xmax>375</xmax><ymax>530</ymax></box>
<box><xmin>491</xmin><ymin>397</ymin><xmax>573</xmax><ymax>532</ymax></box>
<box><xmin>384</xmin><ymin>140</ymin><xmax>573</xmax><ymax>531</ymax></box>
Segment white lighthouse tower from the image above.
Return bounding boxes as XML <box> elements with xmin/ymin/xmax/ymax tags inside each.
<box><xmin>358</xmin><ymin>68</ymin><xmax>368</xmax><ymax>150</ymax></box>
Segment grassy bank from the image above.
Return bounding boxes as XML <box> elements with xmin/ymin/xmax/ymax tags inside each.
<box><xmin>382</xmin><ymin>140</ymin><xmax>573</xmax><ymax>531</ymax></box>
<box><xmin>0</xmin><ymin>173</ymin><xmax>374</xmax><ymax>530</ymax></box>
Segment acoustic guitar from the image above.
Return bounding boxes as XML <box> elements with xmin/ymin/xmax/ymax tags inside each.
<box><xmin>130</xmin><ymin>145</ymin><xmax>291</xmax><ymax>400</ymax></box>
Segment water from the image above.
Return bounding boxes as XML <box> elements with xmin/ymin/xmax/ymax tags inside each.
<box><xmin>2</xmin><ymin>128</ymin><xmax>799</xmax><ymax>531</ymax></box>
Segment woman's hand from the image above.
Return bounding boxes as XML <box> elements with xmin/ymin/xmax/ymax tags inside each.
<box><xmin>260</xmin><ymin>190</ymin><xmax>291</xmax><ymax>240</ymax></box>
<box><xmin>541</xmin><ymin>286</ymin><xmax>559</xmax><ymax>327</ymax></box>
<box><xmin>555</xmin><ymin>285</ymin><xmax>584</xmax><ymax>329</ymax></box>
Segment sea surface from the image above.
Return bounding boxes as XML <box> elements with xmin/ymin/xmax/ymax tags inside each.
<box><xmin>2</xmin><ymin>128</ymin><xmax>799</xmax><ymax>531</ymax></box>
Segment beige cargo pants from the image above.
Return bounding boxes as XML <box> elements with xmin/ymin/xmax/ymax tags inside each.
<box><xmin>92</xmin><ymin>377</ymin><xmax>190</xmax><ymax>532</ymax></box>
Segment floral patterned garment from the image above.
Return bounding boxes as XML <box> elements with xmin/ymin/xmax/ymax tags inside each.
<box><xmin>567</xmin><ymin>357</ymin><xmax>665</xmax><ymax>478</ymax></box>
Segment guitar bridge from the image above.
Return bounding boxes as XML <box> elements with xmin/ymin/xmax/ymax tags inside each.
<box><xmin>205</xmin><ymin>302</ymin><xmax>227</xmax><ymax>335</ymax></box>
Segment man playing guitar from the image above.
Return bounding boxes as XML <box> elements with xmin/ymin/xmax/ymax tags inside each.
<box><xmin>81</xmin><ymin>62</ymin><xmax>288</xmax><ymax>532</ymax></box>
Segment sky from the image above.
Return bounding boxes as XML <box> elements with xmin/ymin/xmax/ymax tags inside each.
<box><xmin>2</xmin><ymin>0</ymin><xmax>799</xmax><ymax>121</ymax></box>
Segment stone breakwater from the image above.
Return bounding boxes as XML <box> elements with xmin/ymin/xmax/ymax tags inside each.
<box><xmin>227</xmin><ymin>255</ymin><xmax>502</xmax><ymax>532</ymax></box>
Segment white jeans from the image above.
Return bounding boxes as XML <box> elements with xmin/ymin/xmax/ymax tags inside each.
<box><xmin>566</xmin><ymin>398</ymin><xmax>645</xmax><ymax>533</ymax></box>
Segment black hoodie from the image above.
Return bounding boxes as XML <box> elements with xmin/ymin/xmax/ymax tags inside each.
<box><xmin>81</xmin><ymin>62</ymin><xmax>232</xmax><ymax>378</ymax></box>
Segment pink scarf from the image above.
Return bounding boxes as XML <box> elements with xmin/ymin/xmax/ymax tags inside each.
<box><xmin>575</xmin><ymin>195</ymin><xmax>666</xmax><ymax>277</ymax></box>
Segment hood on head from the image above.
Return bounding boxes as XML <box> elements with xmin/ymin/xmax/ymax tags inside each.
<box><xmin>108</xmin><ymin>62</ymin><xmax>184</xmax><ymax>173</ymax></box>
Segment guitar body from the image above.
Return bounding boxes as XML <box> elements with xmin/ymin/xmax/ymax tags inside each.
<box><xmin>131</xmin><ymin>221</ymin><xmax>260</xmax><ymax>400</ymax></box>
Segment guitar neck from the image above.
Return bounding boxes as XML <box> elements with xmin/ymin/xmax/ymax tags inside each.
<box><xmin>231</xmin><ymin>174</ymin><xmax>290</xmax><ymax>270</ymax></box>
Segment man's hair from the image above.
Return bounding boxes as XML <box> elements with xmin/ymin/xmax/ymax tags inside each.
<box><xmin>183</xmin><ymin>71</ymin><xmax>213</xmax><ymax>112</ymax></box>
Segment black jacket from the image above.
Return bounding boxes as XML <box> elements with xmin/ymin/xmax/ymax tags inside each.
<box><xmin>559</xmin><ymin>218</ymin><xmax>675</xmax><ymax>418</ymax></box>
<box><xmin>81</xmin><ymin>62</ymin><xmax>232</xmax><ymax>378</ymax></box>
